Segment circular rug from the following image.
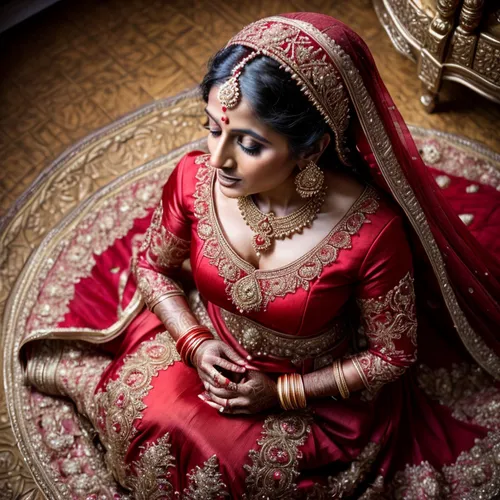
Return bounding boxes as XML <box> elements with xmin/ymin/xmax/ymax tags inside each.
<box><xmin>1</xmin><ymin>89</ymin><xmax>499</xmax><ymax>498</ymax></box>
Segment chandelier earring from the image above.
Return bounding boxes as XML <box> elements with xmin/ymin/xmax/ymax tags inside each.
<box><xmin>295</xmin><ymin>160</ymin><xmax>325</xmax><ymax>198</ymax></box>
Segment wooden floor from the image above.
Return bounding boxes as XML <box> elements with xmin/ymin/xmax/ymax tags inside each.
<box><xmin>1</xmin><ymin>0</ymin><xmax>499</xmax><ymax>219</ymax></box>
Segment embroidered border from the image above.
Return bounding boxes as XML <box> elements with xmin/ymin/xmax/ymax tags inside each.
<box><xmin>263</xmin><ymin>16</ymin><xmax>500</xmax><ymax>379</ymax></box>
<box><xmin>194</xmin><ymin>154</ymin><xmax>379</xmax><ymax>312</ymax></box>
<box><xmin>220</xmin><ymin>308</ymin><xmax>347</xmax><ymax>364</ymax></box>
<box><xmin>127</xmin><ymin>434</ymin><xmax>176</xmax><ymax>500</ymax></box>
<box><xmin>243</xmin><ymin>412</ymin><xmax>312</xmax><ymax>499</ymax></box>
<box><xmin>94</xmin><ymin>331</ymin><xmax>180</xmax><ymax>488</ymax></box>
<box><xmin>184</xmin><ymin>455</ymin><xmax>229</xmax><ymax>499</ymax></box>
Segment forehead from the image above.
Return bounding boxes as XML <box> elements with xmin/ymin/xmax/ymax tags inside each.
<box><xmin>206</xmin><ymin>86</ymin><xmax>282</xmax><ymax>140</ymax></box>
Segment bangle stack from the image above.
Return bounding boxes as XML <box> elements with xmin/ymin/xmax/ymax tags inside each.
<box><xmin>277</xmin><ymin>373</ymin><xmax>307</xmax><ymax>410</ymax></box>
<box><xmin>332</xmin><ymin>359</ymin><xmax>350</xmax><ymax>399</ymax></box>
<box><xmin>176</xmin><ymin>325</ymin><xmax>214</xmax><ymax>366</ymax></box>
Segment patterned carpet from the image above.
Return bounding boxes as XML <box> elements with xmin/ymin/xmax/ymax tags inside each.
<box><xmin>1</xmin><ymin>0</ymin><xmax>499</xmax><ymax>220</ymax></box>
<box><xmin>1</xmin><ymin>88</ymin><xmax>499</xmax><ymax>499</ymax></box>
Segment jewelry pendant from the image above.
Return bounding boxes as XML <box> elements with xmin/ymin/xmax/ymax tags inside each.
<box><xmin>231</xmin><ymin>274</ymin><xmax>263</xmax><ymax>312</ymax></box>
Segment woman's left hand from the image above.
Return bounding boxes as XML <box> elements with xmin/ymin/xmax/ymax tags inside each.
<box><xmin>201</xmin><ymin>370</ymin><xmax>279</xmax><ymax>415</ymax></box>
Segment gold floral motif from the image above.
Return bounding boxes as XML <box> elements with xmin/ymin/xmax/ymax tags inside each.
<box><xmin>351</xmin><ymin>353</ymin><xmax>407</xmax><ymax>396</ymax></box>
<box><xmin>243</xmin><ymin>412</ymin><xmax>312</xmax><ymax>499</ymax></box>
<box><xmin>127</xmin><ymin>434</ymin><xmax>175</xmax><ymax>500</ymax></box>
<box><xmin>139</xmin><ymin>201</ymin><xmax>191</xmax><ymax>269</ymax></box>
<box><xmin>183</xmin><ymin>455</ymin><xmax>229</xmax><ymax>499</ymax></box>
<box><xmin>94</xmin><ymin>331</ymin><xmax>180</xmax><ymax>489</ymax></box>
<box><xmin>228</xmin><ymin>21</ymin><xmax>351</xmax><ymax>165</ymax></box>
<box><xmin>304</xmin><ymin>442</ymin><xmax>381</xmax><ymax>498</ymax></box>
<box><xmin>26</xmin><ymin>178</ymin><xmax>155</xmax><ymax>332</ymax></box>
<box><xmin>357</xmin><ymin>272</ymin><xmax>418</xmax><ymax>357</ymax></box>
<box><xmin>135</xmin><ymin>266</ymin><xmax>185</xmax><ymax>310</ymax></box>
<box><xmin>220</xmin><ymin>308</ymin><xmax>348</xmax><ymax>365</ymax></box>
<box><xmin>3</xmin><ymin>95</ymin><xmax>207</xmax><ymax>499</ymax></box>
<box><xmin>264</xmin><ymin>16</ymin><xmax>500</xmax><ymax>379</ymax></box>
<box><xmin>194</xmin><ymin>155</ymin><xmax>379</xmax><ymax>313</ymax></box>
<box><xmin>390</xmin><ymin>432</ymin><xmax>500</xmax><ymax>499</ymax></box>
<box><xmin>349</xmin><ymin>273</ymin><xmax>417</xmax><ymax>396</ymax></box>
<box><xmin>135</xmin><ymin>199</ymin><xmax>191</xmax><ymax>310</ymax></box>
<box><xmin>417</xmin><ymin>363</ymin><xmax>500</xmax><ymax>429</ymax></box>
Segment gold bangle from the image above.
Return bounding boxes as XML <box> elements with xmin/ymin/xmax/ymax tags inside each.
<box><xmin>277</xmin><ymin>376</ymin><xmax>288</xmax><ymax>410</ymax></box>
<box><xmin>296</xmin><ymin>374</ymin><xmax>307</xmax><ymax>409</ymax></box>
<box><xmin>290</xmin><ymin>373</ymin><xmax>307</xmax><ymax>409</ymax></box>
<box><xmin>283</xmin><ymin>374</ymin><xmax>292</xmax><ymax>410</ymax></box>
<box><xmin>277</xmin><ymin>374</ymin><xmax>307</xmax><ymax>410</ymax></box>
<box><xmin>333</xmin><ymin>360</ymin><xmax>350</xmax><ymax>399</ymax></box>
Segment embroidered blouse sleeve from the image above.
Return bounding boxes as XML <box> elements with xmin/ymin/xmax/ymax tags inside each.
<box><xmin>349</xmin><ymin>215</ymin><xmax>417</xmax><ymax>395</ymax></box>
<box><xmin>134</xmin><ymin>156</ymin><xmax>192</xmax><ymax>310</ymax></box>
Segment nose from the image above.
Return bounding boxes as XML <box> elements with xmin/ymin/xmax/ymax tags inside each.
<box><xmin>209</xmin><ymin>135</ymin><xmax>233</xmax><ymax>170</ymax></box>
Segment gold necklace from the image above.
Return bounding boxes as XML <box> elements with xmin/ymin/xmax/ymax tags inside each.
<box><xmin>237</xmin><ymin>188</ymin><xmax>327</xmax><ymax>256</ymax></box>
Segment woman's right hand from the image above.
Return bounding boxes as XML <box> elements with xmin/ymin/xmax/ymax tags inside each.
<box><xmin>193</xmin><ymin>339</ymin><xmax>247</xmax><ymax>392</ymax></box>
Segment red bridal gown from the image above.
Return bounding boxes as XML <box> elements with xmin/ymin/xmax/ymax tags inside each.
<box><xmin>33</xmin><ymin>151</ymin><xmax>500</xmax><ymax>499</ymax></box>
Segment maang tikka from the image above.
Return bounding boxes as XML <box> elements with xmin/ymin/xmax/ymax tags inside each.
<box><xmin>295</xmin><ymin>160</ymin><xmax>325</xmax><ymax>198</ymax></box>
<box><xmin>217</xmin><ymin>50</ymin><xmax>261</xmax><ymax>123</ymax></box>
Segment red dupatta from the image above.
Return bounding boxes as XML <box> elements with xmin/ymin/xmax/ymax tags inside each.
<box><xmin>226</xmin><ymin>12</ymin><xmax>500</xmax><ymax>379</ymax></box>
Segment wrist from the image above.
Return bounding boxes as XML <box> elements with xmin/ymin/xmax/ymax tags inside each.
<box><xmin>176</xmin><ymin>326</ymin><xmax>214</xmax><ymax>366</ymax></box>
<box><xmin>277</xmin><ymin>373</ymin><xmax>307</xmax><ymax>410</ymax></box>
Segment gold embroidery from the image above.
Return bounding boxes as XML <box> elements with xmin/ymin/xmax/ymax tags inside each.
<box><xmin>389</xmin><ymin>433</ymin><xmax>500</xmax><ymax>499</ymax></box>
<box><xmin>25</xmin><ymin>341</ymin><xmax>110</xmax><ymax>426</ymax></box>
<box><xmin>357</xmin><ymin>272</ymin><xmax>418</xmax><ymax>357</ymax></box>
<box><xmin>243</xmin><ymin>412</ymin><xmax>312</xmax><ymax>499</ymax></box>
<box><xmin>417</xmin><ymin>363</ymin><xmax>500</xmax><ymax>430</ymax></box>
<box><xmin>306</xmin><ymin>442</ymin><xmax>381</xmax><ymax>498</ymax></box>
<box><xmin>220</xmin><ymin>308</ymin><xmax>347</xmax><ymax>365</ymax></box>
<box><xmin>194</xmin><ymin>155</ymin><xmax>379</xmax><ymax>313</ymax></box>
<box><xmin>228</xmin><ymin>21</ymin><xmax>351</xmax><ymax>165</ymax></box>
<box><xmin>266</xmin><ymin>15</ymin><xmax>500</xmax><ymax>379</ymax></box>
<box><xmin>27</xmin><ymin>179</ymin><xmax>156</xmax><ymax>332</ymax></box>
<box><xmin>135</xmin><ymin>200</ymin><xmax>190</xmax><ymax>309</ymax></box>
<box><xmin>352</xmin><ymin>353</ymin><xmax>406</xmax><ymax>396</ymax></box>
<box><xmin>127</xmin><ymin>434</ymin><xmax>175</xmax><ymax>500</ymax></box>
<box><xmin>94</xmin><ymin>331</ymin><xmax>180</xmax><ymax>488</ymax></box>
<box><xmin>184</xmin><ymin>455</ymin><xmax>229</xmax><ymax>499</ymax></box>
<box><xmin>350</xmin><ymin>273</ymin><xmax>417</xmax><ymax>395</ymax></box>
<box><xmin>135</xmin><ymin>266</ymin><xmax>184</xmax><ymax>310</ymax></box>
<box><xmin>140</xmin><ymin>201</ymin><xmax>191</xmax><ymax>269</ymax></box>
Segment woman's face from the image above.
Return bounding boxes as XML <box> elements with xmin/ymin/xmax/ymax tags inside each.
<box><xmin>205</xmin><ymin>86</ymin><xmax>298</xmax><ymax>198</ymax></box>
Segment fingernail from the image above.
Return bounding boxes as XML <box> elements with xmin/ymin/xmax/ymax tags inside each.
<box><xmin>218</xmin><ymin>407</ymin><xmax>224</xmax><ymax>413</ymax></box>
<box><xmin>198</xmin><ymin>394</ymin><xmax>207</xmax><ymax>402</ymax></box>
<box><xmin>246</xmin><ymin>355</ymin><xmax>252</xmax><ymax>360</ymax></box>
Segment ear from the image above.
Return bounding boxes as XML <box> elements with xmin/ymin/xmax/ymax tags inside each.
<box><xmin>297</xmin><ymin>133</ymin><xmax>331</xmax><ymax>169</ymax></box>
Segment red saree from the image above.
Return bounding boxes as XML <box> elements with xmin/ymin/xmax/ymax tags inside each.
<box><xmin>21</xmin><ymin>13</ymin><xmax>500</xmax><ymax>499</ymax></box>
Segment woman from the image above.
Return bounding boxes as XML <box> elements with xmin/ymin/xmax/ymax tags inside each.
<box><xmin>23</xmin><ymin>13</ymin><xmax>500</xmax><ymax>499</ymax></box>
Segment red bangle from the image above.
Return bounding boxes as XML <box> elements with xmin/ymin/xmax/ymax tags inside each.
<box><xmin>181</xmin><ymin>333</ymin><xmax>213</xmax><ymax>366</ymax></box>
<box><xmin>176</xmin><ymin>326</ymin><xmax>211</xmax><ymax>353</ymax></box>
<box><xmin>176</xmin><ymin>326</ymin><xmax>214</xmax><ymax>366</ymax></box>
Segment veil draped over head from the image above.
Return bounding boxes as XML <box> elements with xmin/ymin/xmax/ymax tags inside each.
<box><xmin>226</xmin><ymin>12</ymin><xmax>500</xmax><ymax>378</ymax></box>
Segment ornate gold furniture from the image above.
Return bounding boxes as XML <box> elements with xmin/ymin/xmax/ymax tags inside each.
<box><xmin>373</xmin><ymin>0</ymin><xmax>500</xmax><ymax>112</ymax></box>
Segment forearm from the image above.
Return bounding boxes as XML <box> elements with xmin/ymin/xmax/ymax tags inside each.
<box><xmin>302</xmin><ymin>358</ymin><xmax>366</xmax><ymax>399</ymax></box>
<box><xmin>152</xmin><ymin>295</ymin><xmax>199</xmax><ymax>341</ymax></box>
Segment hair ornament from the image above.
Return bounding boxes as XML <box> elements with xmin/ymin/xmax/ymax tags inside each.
<box><xmin>217</xmin><ymin>50</ymin><xmax>261</xmax><ymax>119</ymax></box>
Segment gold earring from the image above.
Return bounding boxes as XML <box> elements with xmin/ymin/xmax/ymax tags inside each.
<box><xmin>295</xmin><ymin>160</ymin><xmax>324</xmax><ymax>198</ymax></box>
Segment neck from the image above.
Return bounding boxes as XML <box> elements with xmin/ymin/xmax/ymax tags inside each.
<box><xmin>252</xmin><ymin>175</ymin><xmax>304</xmax><ymax>216</ymax></box>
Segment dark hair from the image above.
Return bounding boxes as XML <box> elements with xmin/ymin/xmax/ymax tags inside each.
<box><xmin>200</xmin><ymin>45</ymin><xmax>337</xmax><ymax>166</ymax></box>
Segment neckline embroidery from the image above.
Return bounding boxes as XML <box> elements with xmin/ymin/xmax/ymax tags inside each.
<box><xmin>193</xmin><ymin>154</ymin><xmax>379</xmax><ymax>312</ymax></box>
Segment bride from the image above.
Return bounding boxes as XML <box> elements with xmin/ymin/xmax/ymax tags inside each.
<box><xmin>23</xmin><ymin>12</ymin><xmax>500</xmax><ymax>499</ymax></box>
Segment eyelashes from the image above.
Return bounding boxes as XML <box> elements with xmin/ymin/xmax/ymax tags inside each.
<box><xmin>203</xmin><ymin>124</ymin><xmax>262</xmax><ymax>157</ymax></box>
<box><xmin>238</xmin><ymin>143</ymin><xmax>261</xmax><ymax>156</ymax></box>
